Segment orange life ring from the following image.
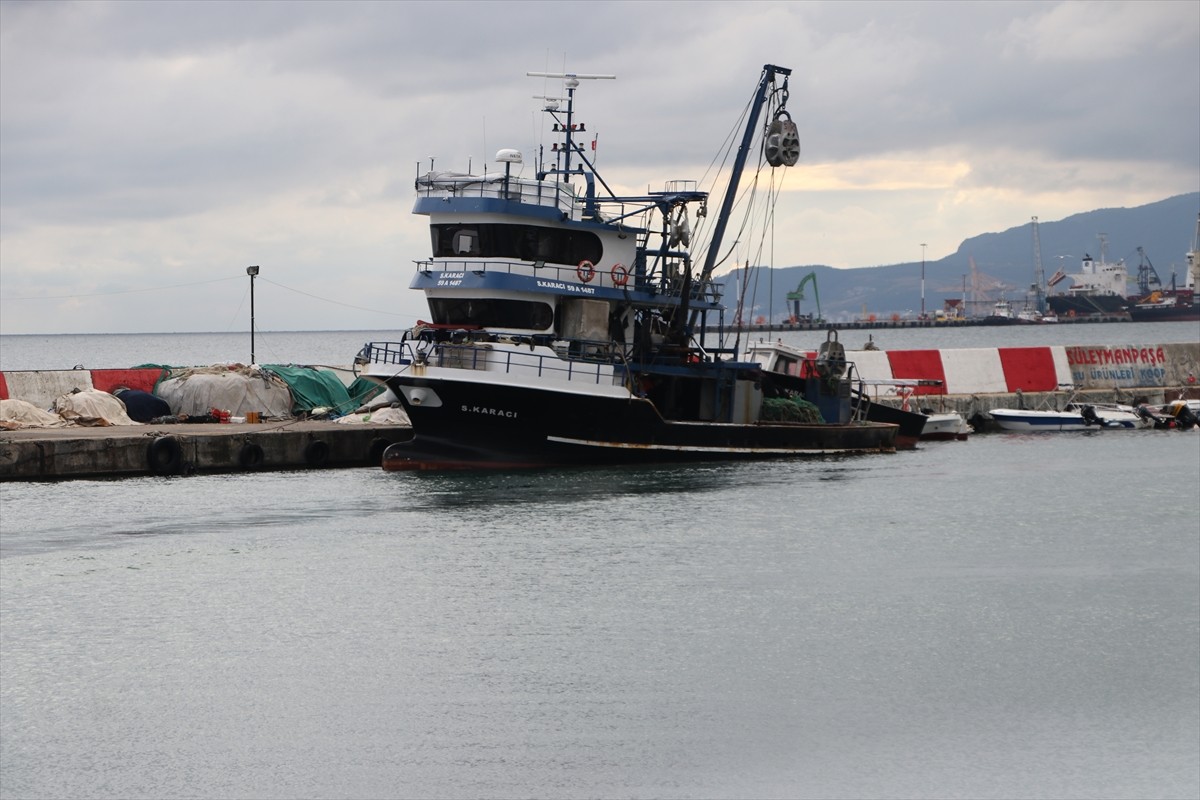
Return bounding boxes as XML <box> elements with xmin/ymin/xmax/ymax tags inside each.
<box><xmin>611</xmin><ymin>263</ymin><xmax>629</xmax><ymax>286</ymax></box>
<box><xmin>577</xmin><ymin>260</ymin><xmax>596</xmax><ymax>283</ymax></box>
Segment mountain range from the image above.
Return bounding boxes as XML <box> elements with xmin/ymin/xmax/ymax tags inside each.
<box><xmin>717</xmin><ymin>192</ymin><xmax>1200</xmax><ymax>322</ymax></box>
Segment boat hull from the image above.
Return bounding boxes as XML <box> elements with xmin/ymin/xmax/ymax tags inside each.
<box><xmin>981</xmin><ymin>315</ymin><xmax>1023</xmax><ymax>326</ymax></box>
<box><xmin>381</xmin><ymin>375</ymin><xmax>897</xmax><ymax>469</ymax></box>
<box><xmin>920</xmin><ymin>412</ymin><xmax>971</xmax><ymax>441</ymax></box>
<box><xmin>1127</xmin><ymin>302</ymin><xmax>1200</xmax><ymax>323</ymax></box>
<box><xmin>851</xmin><ymin>394</ymin><xmax>926</xmax><ymax>448</ymax></box>
<box><xmin>1046</xmin><ymin>294</ymin><xmax>1128</xmax><ymax>317</ymax></box>
<box><xmin>989</xmin><ymin>406</ymin><xmax>1146</xmax><ymax>432</ymax></box>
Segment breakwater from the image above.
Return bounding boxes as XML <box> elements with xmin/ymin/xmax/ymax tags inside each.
<box><xmin>823</xmin><ymin>340</ymin><xmax>1200</xmax><ymax>430</ymax></box>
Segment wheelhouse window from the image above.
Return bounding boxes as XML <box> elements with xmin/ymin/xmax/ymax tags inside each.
<box><xmin>452</xmin><ymin>230</ymin><xmax>479</xmax><ymax>255</ymax></box>
<box><xmin>428</xmin><ymin>298</ymin><xmax>554</xmax><ymax>330</ymax></box>
<box><xmin>431</xmin><ymin>223</ymin><xmax>602</xmax><ymax>266</ymax></box>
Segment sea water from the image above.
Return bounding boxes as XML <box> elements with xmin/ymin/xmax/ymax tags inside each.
<box><xmin>1</xmin><ymin>325</ymin><xmax>1199</xmax><ymax>799</ymax></box>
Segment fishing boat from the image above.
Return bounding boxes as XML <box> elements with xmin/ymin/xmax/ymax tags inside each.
<box><xmin>358</xmin><ymin>65</ymin><xmax>897</xmax><ymax>469</ymax></box>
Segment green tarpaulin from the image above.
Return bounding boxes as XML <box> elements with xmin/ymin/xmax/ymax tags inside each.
<box><xmin>346</xmin><ymin>377</ymin><xmax>388</xmax><ymax>408</ymax></box>
<box><xmin>263</xmin><ymin>365</ymin><xmax>355</xmax><ymax>415</ymax></box>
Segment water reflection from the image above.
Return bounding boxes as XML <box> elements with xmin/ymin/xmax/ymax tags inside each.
<box><xmin>399</xmin><ymin>461</ymin><xmax>748</xmax><ymax>511</ymax></box>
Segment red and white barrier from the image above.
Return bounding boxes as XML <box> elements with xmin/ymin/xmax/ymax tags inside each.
<box><xmin>0</xmin><ymin>368</ymin><xmax>164</xmax><ymax>411</ymax></box>
<box><xmin>849</xmin><ymin>343</ymin><xmax>1197</xmax><ymax>395</ymax></box>
<box><xmin>0</xmin><ymin>345</ymin><xmax>1194</xmax><ymax>410</ymax></box>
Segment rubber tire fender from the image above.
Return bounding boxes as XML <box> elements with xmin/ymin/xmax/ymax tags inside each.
<box><xmin>238</xmin><ymin>442</ymin><xmax>265</xmax><ymax>470</ymax></box>
<box><xmin>304</xmin><ymin>439</ymin><xmax>330</xmax><ymax>468</ymax></box>
<box><xmin>147</xmin><ymin>435</ymin><xmax>184</xmax><ymax>475</ymax></box>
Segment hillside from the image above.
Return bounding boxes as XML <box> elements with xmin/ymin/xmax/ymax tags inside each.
<box><xmin>717</xmin><ymin>192</ymin><xmax>1200</xmax><ymax>322</ymax></box>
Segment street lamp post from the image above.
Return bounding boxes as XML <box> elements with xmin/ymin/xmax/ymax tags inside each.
<box><xmin>920</xmin><ymin>243</ymin><xmax>927</xmax><ymax>319</ymax></box>
<box><xmin>246</xmin><ymin>265</ymin><xmax>260</xmax><ymax>364</ymax></box>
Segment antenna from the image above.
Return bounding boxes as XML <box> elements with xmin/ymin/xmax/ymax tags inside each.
<box><xmin>526</xmin><ymin>72</ymin><xmax>617</xmax><ymax>81</ymax></box>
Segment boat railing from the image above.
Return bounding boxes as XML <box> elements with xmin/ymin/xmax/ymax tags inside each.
<box><xmin>412</xmin><ymin>259</ymin><xmax>725</xmax><ymax>305</ymax></box>
<box><xmin>360</xmin><ymin>338</ymin><xmax>622</xmax><ymax>387</ymax></box>
<box><xmin>416</xmin><ymin>259</ymin><xmax>635</xmax><ymax>291</ymax></box>
<box><xmin>416</xmin><ymin>173</ymin><xmax>578</xmax><ymax>216</ymax></box>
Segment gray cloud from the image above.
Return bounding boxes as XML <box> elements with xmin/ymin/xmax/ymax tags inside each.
<box><xmin>1</xmin><ymin>0</ymin><xmax>1196</xmax><ymax>336</ymax></box>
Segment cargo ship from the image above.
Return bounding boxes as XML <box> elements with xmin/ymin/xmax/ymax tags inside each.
<box><xmin>1045</xmin><ymin>238</ymin><xmax>1130</xmax><ymax>318</ymax></box>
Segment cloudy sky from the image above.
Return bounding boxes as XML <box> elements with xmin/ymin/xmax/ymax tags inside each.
<box><xmin>1</xmin><ymin>0</ymin><xmax>1197</xmax><ymax>335</ymax></box>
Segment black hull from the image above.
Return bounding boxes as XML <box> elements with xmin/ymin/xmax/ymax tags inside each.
<box><xmin>851</xmin><ymin>393</ymin><xmax>927</xmax><ymax>449</ymax></box>
<box><xmin>1047</xmin><ymin>294</ymin><xmax>1128</xmax><ymax>316</ymax></box>
<box><xmin>382</xmin><ymin>376</ymin><xmax>897</xmax><ymax>469</ymax></box>
<box><xmin>1127</xmin><ymin>305</ymin><xmax>1200</xmax><ymax>323</ymax></box>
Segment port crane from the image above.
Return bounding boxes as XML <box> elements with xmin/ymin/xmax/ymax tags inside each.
<box><xmin>1031</xmin><ymin>216</ymin><xmax>1046</xmax><ymax>313</ymax></box>
<box><xmin>786</xmin><ymin>272</ymin><xmax>822</xmax><ymax>323</ymax></box>
<box><xmin>1134</xmin><ymin>246</ymin><xmax>1163</xmax><ymax>295</ymax></box>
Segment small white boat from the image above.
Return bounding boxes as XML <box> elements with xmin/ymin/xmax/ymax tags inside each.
<box><xmin>989</xmin><ymin>403</ymin><xmax>1150</xmax><ymax>432</ymax></box>
<box><xmin>891</xmin><ymin>386</ymin><xmax>971</xmax><ymax>441</ymax></box>
<box><xmin>920</xmin><ymin>411</ymin><xmax>972</xmax><ymax>440</ymax></box>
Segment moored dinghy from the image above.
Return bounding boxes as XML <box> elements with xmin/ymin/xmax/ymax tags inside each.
<box><xmin>358</xmin><ymin>64</ymin><xmax>897</xmax><ymax>469</ymax></box>
<box><xmin>989</xmin><ymin>403</ymin><xmax>1150</xmax><ymax>431</ymax></box>
<box><xmin>919</xmin><ymin>411</ymin><xmax>973</xmax><ymax>440</ymax></box>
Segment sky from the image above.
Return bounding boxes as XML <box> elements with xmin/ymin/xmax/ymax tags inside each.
<box><xmin>1</xmin><ymin>0</ymin><xmax>1198</xmax><ymax>335</ymax></box>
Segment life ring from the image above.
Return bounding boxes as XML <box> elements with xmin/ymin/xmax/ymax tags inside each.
<box><xmin>238</xmin><ymin>442</ymin><xmax>264</xmax><ymax>469</ymax></box>
<box><xmin>577</xmin><ymin>260</ymin><xmax>596</xmax><ymax>283</ymax></box>
<box><xmin>304</xmin><ymin>439</ymin><xmax>330</xmax><ymax>467</ymax></box>
<box><xmin>147</xmin><ymin>435</ymin><xmax>183</xmax><ymax>475</ymax></box>
<box><xmin>611</xmin><ymin>263</ymin><xmax>629</xmax><ymax>286</ymax></box>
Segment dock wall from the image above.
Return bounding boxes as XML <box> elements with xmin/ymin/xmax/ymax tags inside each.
<box><xmin>0</xmin><ymin>421</ymin><xmax>413</xmax><ymax>481</ymax></box>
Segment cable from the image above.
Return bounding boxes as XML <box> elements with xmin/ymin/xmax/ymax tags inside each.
<box><xmin>259</xmin><ymin>278</ymin><xmax>411</xmax><ymax>319</ymax></box>
<box><xmin>5</xmin><ymin>276</ymin><xmax>241</xmax><ymax>301</ymax></box>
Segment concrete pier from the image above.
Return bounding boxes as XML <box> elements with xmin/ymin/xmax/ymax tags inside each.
<box><xmin>0</xmin><ymin>420</ymin><xmax>413</xmax><ymax>481</ymax></box>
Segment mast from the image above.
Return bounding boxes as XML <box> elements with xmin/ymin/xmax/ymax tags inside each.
<box><xmin>681</xmin><ymin>64</ymin><xmax>793</xmax><ymax>340</ymax></box>
<box><xmin>527</xmin><ymin>71</ymin><xmax>615</xmax><ymax>217</ymax></box>
<box><xmin>697</xmin><ymin>64</ymin><xmax>792</xmax><ymax>287</ymax></box>
<box><xmin>920</xmin><ymin>243</ymin><xmax>927</xmax><ymax>318</ymax></box>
